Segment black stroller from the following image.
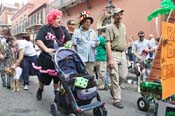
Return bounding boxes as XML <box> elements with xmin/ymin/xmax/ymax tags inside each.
<box><xmin>48</xmin><ymin>48</ymin><xmax>107</xmax><ymax>116</ymax></box>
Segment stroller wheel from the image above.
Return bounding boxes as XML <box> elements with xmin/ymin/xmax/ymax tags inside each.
<box><xmin>137</xmin><ymin>97</ymin><xmax>150</xmax><ymax>111</ymax></box>
<box><xmin>50</xmin><ymin>103</ymin><xmax>58</xmax><ymax>116</ymax></box>
<box><xmin>68</xmin><ymin>113</ymin><xmax>76</xmax><ymax>116</ymax></box>
<box><xmin>102</xmin><ymin>107</ymin><xmax>107</xmax><ymax>116</ymax></box>
<box><xmin>93</xmin><ymin>106</ymin><xmax>107</xmax><ymax>116</ymax></box>
<box><xmin>68</xmin><ymin>113</ymin><xmax>82</xmax><ymax>116</ymax></box>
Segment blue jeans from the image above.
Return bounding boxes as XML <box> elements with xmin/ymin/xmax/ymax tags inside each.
<box><xmin>21</xmin><ymin>55</ymin><xmax>37</xmax><ymax>85</ymax></box>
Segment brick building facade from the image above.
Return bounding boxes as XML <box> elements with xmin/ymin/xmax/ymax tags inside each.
<box><xmin>0</xmin><ymin>3</ymin><xmax>19</xmax><ymax>29</ymax></box>
<box><xmin>50</xmin><ymin>0</ymin><xmax>161</xmax><ymax>38</ymax></box>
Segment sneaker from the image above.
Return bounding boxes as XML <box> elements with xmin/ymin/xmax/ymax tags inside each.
<box><xmin>23</xmin><ymin>85</ymin><xmax>29</xmax><ymax>90</ymax></box>
<box><xmin>98</xmin><ymin>86</ymin><xmax>108</xmax><ymax>90</ymax></box>
<box><xmin>36</xmin><ymin>88</ymin><xmax>43</xmax><ymax>101</ymax></box>
<box><xmin>113</xmin><ymin>102</ymin><xmax>124</xmax><ymax>109</ymax></box>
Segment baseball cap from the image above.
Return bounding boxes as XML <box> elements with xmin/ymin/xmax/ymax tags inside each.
<box><xmin>113</xmin><ymin>8</ymin><xmax>124</xmax><ymax>15</ymax></box>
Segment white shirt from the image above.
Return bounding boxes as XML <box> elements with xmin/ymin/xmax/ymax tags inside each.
<box><xmin>17</xmin><ymin>40</ymin><xmax>37</xmax><ymax>57</ymax></box>
<box><xmin>149</xmin><ymin>38</ymin><xmax>156</xmax><ymax>48</ymax></box>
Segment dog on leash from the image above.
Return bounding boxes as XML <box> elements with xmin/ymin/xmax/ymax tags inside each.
<box><xmin>4</xmin><ymin>67</ymin><xmax>22</xmax><ymax>92</ymax></box>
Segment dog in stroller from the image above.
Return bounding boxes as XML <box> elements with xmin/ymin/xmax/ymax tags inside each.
<box><xmin>36</xmin><ymin>48</ymin><xmax>107</xmax><ymax>116</ymax></box>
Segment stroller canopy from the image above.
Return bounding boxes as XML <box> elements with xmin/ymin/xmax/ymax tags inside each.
<box><xmin>54</xmin><ymin>48</ymin><xmax>88</xmax><ymax>79</ymax></box>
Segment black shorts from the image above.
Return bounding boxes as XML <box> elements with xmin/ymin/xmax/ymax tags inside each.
<box><xmin>36</xmin><ymin>52</ymin><xmax>59</xmax><ymax>85</ymax></box>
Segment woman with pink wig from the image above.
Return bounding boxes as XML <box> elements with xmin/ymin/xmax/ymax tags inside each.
<box><xmin>35</xmin><ymin>9</ymin><xmax>71</xmax><ymax>103</ymax></box>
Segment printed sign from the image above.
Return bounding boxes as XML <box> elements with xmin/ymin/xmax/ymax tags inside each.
<box><xmin>161</xmin><ymin>22</ymin><xmax>175</xmax><ymax>99</ymax></box>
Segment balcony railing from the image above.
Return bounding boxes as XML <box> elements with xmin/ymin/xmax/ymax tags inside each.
<box><xmin>49</xmin><ymin>0</ymin><xmax>84</xmax><ymax>9</ymax></box>
<box><xmin>60</xmin><ymin>0</ymin><xmax>76</xmax><ymax>7</ymax></box>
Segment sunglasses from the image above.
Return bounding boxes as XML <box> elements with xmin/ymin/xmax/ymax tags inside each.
<box><xmin>70</xmin><ymin>23</ymin><xmax>76</xmax><ymax>25</ymax></box>
<box><xmin>3</xmin><ymin>29</ymin><xmax>8</xmax><ymax>31</ymax></box>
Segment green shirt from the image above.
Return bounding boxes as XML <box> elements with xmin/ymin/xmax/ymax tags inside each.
<box><xmin>95</xmin><ymin>35</ymin><xmax>106</xmax><ymax>61</ymax></box>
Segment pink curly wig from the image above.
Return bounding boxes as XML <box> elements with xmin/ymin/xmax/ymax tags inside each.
<box><xmin>46</xmin><ymin>9</ymin><xmax>63</xmax><ymax>25</ymax></box>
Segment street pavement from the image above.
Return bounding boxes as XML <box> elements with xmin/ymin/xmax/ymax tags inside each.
<box><xmin>0</xmin><ymin>75</ymin><xmax>155</xmax><ymax>116</ymax></box>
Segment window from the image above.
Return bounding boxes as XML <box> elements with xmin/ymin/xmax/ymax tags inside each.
<box><xmin>19</xmin><ymin>20</ymin><xmax>22</xmax><ymax>32</ymax></box>
<box><xmin>31</xmin><ymin>16</ymin><xmax>34</xmax><ymax>25</ymax></box>
<box><xmin>34</xmin><ymin>14</ymin><xmax>36</xmax><ymax>24</ymax></box>
<box><xmin>40</xmin><ymin>10</ymin><xmax>43</xmax><ymax>24</ymax></box>
<box><xmin>28</xmin><ymin>17</ymin><xmax>31</xmax><ymax>26</ymax></box>
<box><xmin>24</xmin><ymin>18</ymin><xmax>27</xmax><ymax>28</ymax></box>
<box><xmin>37</xmin><ymin>12</ymin><xmax>40</xmax><ymax>24</ymax></box>
<box><xmin>17</xmin><ymin>24</ymin><xmax>19</xmax><ymax>33</ymax></box>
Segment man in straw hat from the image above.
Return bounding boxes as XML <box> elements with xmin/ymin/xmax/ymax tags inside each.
<box><xmin>105</xmin><ymin>8</ymin><xmax>128</xmax><ymax>109</ymax></box>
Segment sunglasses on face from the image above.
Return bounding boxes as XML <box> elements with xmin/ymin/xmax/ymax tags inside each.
<box><xmin>70</xmin><ymin>23</ymin><xmax>76</xmax><ymax>25</ymax></box>
<box><xmin>3</xmin><ymin>29</ymin><xmax>8</xmax><ymax>32</ymax></box>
